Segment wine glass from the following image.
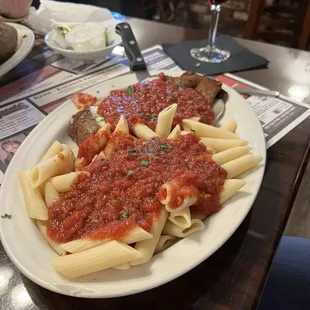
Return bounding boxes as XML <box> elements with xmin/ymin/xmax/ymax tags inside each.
<box><xmin>190</xmin><ymin>0</ymin><xmax>230</xmax><ymax>63</ymax></box>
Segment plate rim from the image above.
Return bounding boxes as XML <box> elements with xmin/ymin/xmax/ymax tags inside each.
<box><xmin>0</xmin><ymin>23</ymin><xmax>35</xmax><ymax>78</ymax></box>
<box><xmin>0</xmin><ymin>71</ymin><xmax>266</xmax><ymax>298</ymax></box>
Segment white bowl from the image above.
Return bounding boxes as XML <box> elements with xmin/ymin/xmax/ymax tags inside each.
<box><xmin>45</xmin><ymin>24</ymin><xmax>122</xmax><ymax>61</ymax></box>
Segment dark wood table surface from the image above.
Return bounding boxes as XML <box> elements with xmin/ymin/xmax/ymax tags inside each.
<box><xmin>1</xmin><ymin>18</ymin><xmax>310</xmax><ymax>310</ymax></box>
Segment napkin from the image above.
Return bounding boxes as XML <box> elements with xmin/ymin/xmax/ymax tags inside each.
<box><xmin>23</xmin><ymin>0</ymin><xmax>114</xmax><ymax>35</ymax></box>
<box><xmin>162</xmin><ymin>35</ymin><xmax>269</xmax><ymax>76</ymax></box>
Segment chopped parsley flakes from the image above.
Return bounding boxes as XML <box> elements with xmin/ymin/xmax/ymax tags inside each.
<box><xmin>1</xmin><ymin>213</ymin><xmax>12</xmax><ymax>219</ymax></box>
<box><xmin>128</xmin><ymin>149</ymin><xmax>137</xmax><ymax>154</ymax></box>
<box><xmin>137</xmin><ymin>110</ymin><xmax>151</xmax><ymax>118</ymax></box>
<box><xmin>120</xmin><ymin>212</ymin><xmax>129</xmax><ymax>221</ymax></box>
<box><xmin>151</xmin><ymin>114</ymin><xmax>158</xmax><ymax>122</ymax></box>
<box><xmin>157</xmin><ymin>143</ymin><xmax>171</xmax><ymax>152</ymax></box>
<box><xmin>127</xmin><ymin>170</ymin><xmax>135</xmax><ymax>176</ymax></box>
<box><xmin>140</xmin><ymin>160</ymin><xmax>149</xmax><ymax>167</ymax></box>
<box><xmin>126</xmin><ymin>85</ymin><xmax>134</xmax><ymax>95</ymax></box>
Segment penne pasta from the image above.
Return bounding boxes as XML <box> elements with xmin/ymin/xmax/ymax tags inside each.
<box><xmin>131</xmin><ymin>208</ymin><xmax>168</xmax><ymax>266</ymax></box>
<box><xmin>50</xmin><ymin>171</ymin><xmax>90</xmax><ymax>193</ymax></box>
<box><xmin>221</xmin><ymin>120</ymin><xmax>237</xmax><ymax>133</ymax></box>
<box><xmin>60</xmin><ymin>144</ymin><xmax>75</xmax><ymax>172</ymax></box>
<box><xmin>221</xmin><ymin>154</ymin><xmax>262</xmax><ymax>179</ymax></box>
<box><xmin>44</xmin><ymin>182</ymin><xmax>60</xmax><ymax>207</ymax></box>
<box><xmin>154</xmin><ymin>235</ymin><xmax>177</xmax><ymax>254</ymax></box>
<box><xmin>114</xmin><ymin>115</ymin><xmax>129</xmax><ymax>134</ymax></box>
<box><xmin>163</xmin><ymin>219</ymin><xmax>205</xmax><ymax>238</ymax></box>
<box><xmin>18</xmin><ymin>171</ymin><xmax>48</xmax><ymax>221</ymax></box>
<box><xmin>167</xmin><ymin>125</ymin><xmax>181</xmax><ymax>140</ymax></box>
<box><xmin>183</xmin><ymin>119</ymin><xmax>238</xmax><ymax>139</ymax></box>
<box><xmin>60</xmin><ymin>227</ymin><xmax>153</xmax><ymax>253</ymax></box>
<box><xmin>181</xmin><ymin>130</ymin><xmax>190</xmax><ymax>135</ymax></box>
<box><xmin>39</xmin><ymin>179</ymin><xmax>49</xmax><ymax>198</ymax></box>
<box><xmin>200</xmin><ymin>137</ymin><xmax>248</xmax><ymax>153</ymax></box>
<box><xmin>212</xmin><ymin>146</ymin><xmax>251</xmax><ymax>165</ymax></box>
<box><xmin>167</xmin><ymin>196</ymin><xmax>197</xmax><ymax>213</ymax></box>
<box><xmin>168</xmin><ymin>207</ymin><xmax>191</xmax><ymax>229</ymax></box>
<box><xmin>39</xmin><ymin>141</ymin><xmax>62</xmax><ymax>163</ymax></box>
<box><xmin>112</xmin><ymin>263</ymin><xmax>131</xmax><ymax>270</ymax></box>
<box><xmin>189</xmin><ymin>116</ymin><xmax>201</xmax><ymax>122</ymax></box>
<box><xmin>206</xmin><ymin>147</ymin><xmax>216</xmax><ymax>155</ymax></box>
<box><xmin>31</xmin><ymin>148</ymin><xmax>75</xmax><ymax>188</ymax></box>
<box><xmin>220</xmin><ymin>179</ymin><xmax>246</xmax><ymax>204</ymax></box>
<box><xmin>51</xmin><ymin>241</ymin><xmax>142</xmax><ymax>278</ymax></box>
<box><xmin>100</xmin><ymin>122</ymin><xmax>112</xmax><ymax>134</ymax></box>
<box><xmin>159</xmin><ymin>181</ymin><xmax>199</xmax><ymax>212</ymax></box>
<box><xmin>156</xmin><ymin>104</ymin><xmax>177</xmax><ymax>138</ymax></box>
<box><xmin>76</xmin><ymin>125</ymin><xmax>110</xmax><ymax>167</ymax></box>
<box><xmin>133</xmin><ymin>123</ymin><xmax>158</xmax><ymax>140</ymax></box>
<box><xmin>37</xmin><ymin>220</ymin><xmax>66</xmax><ymax>256</ymax></box>
<box><xmin>19</xmin><ymin>73</ymin><xmax>265</xmax><ymax>277</ymax></box>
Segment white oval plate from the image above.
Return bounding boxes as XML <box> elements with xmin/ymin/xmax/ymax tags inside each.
<box><xmin>0</xmin><ymin>23</ymin><xmax>34</xmax><ymax>78</ymax></box>
<box><xmin>0</xmin><ymin>71</ymin><xmax>266</xmax><ymax>298</ymax></box>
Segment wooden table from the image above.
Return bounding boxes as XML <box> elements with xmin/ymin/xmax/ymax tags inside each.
<box><xmin>1</xmin><ymin>18</ymin><xmax>310</xmax><ymax>310</ymax></box>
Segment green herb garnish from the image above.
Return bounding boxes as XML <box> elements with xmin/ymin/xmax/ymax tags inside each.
<box><xmin>178</xmin><ymin>81</ymin><xmax>185</xmax><ymax>87</ymax></box>
<box><xmin>140</xmin><ymin>160</ymin><xmax>149</xmax><ymax>167</ymax></box>
<box><xmin>126</xmin><ymin>85</ymin><xmax>134</xmax><ymax>95</ymax></box>
<box><xmin>100</xmin><ymin>158</ymin><xmax>105</xmax><ymax>162</ymax></box>
<box><xmin>190</xmin><ymin>129</ymin><xmax>196</xmax><ymax>133</ymax></box>
<box><xmin>128</xmin><ymin>149</ymin><xmax>137</xmax><ymax>154</ymax></box>
<box><xmin>1</xmin><ymin>213</ymin><xmax>12</xmax><ymax>219</ymax></box>
<box><xmin>151</xmin><ymin>114</ymin><xmax>158</xmax><ymax>122</ymax></box>
<box><xmin>120</xmin><ymin>212</ymin><xmax>129</xmax><ymax>221</ymax></box>
<box><xmin>157</xmin><ymin>143</ymin><xmax>171</xmax><ymax>152</ymax></box>
<box><xmin>127</xmin><ymin>170</ymin><xmax>135</xmax><ymax>176</ymax></box>
<box><xmin>137</xmin><ymin>110</ymin><xmax>151</xmax><ymax>118</ymax></box>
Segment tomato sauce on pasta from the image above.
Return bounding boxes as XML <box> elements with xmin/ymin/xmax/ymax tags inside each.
<box><xmin>47</xmin><ymin>133</ymin><xmax>227</xmax><ymax>243</ymax></box>
<box><xmin>93</xmin><ymin>73</ymin><xmax>214</xmax><ymax>131</ymax></box>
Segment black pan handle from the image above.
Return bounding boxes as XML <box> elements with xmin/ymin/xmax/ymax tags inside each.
<box><xmin>116</xmin><ymin>22</ymin><xmax>147</xmax><ymax>71</ymax></box>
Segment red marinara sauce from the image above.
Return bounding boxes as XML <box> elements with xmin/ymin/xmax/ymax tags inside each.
<box><xmin>71</xmin><ymin>93</ymin><xmax>97</xmax><ymax>110</ymax></box>
<box><xmin>47</xmin><ymin>133</ymin><xmax>227</xmax><ymax>243</ymax></box>
<box><xmin>96</xmin><ymin>73</ymin><xmax>215</xmax><ymax>131</ymax></box>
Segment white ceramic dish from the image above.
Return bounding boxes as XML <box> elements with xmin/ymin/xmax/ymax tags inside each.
<box><xmin>0</xmin><ymin>23</ymin><xmax>35</xmax><ymax>78</ymax></box>
<box><xmin>44</xmin><ymin>23</ymin><xmax>121</xmax><ymax>61</ymax></box>
<box><xmin>0</xmin><ymin>71</ymin><xmax>266</xmax><ymax>298</ymax></box>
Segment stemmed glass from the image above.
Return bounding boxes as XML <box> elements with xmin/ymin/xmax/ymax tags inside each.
<box><xmin>190</xmin><ymin>0</ymin><xmax>230</xmax><ymax>63</ymax></box>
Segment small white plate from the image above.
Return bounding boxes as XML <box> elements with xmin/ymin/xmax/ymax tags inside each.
<box><xmin>0</xmin><ymin>23</ymin><xmax>34</xmax><ymax>78</ymax></box>
<box><xmin>45</xmin><ymin>24</ymin><xmax>121</xmax><ymax>61</ymax></box>
<box><xmin>0</xmin><ymin>71</ymin><xmax>266</xmax><ymax>298</ymax></box>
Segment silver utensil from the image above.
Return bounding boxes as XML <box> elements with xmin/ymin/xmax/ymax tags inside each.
<box><xmin>213</xmin><ymin>99</ymin><xmax>225</xmax><ymax>123</ymax></box>
<box><xmin>234</xmin><ymin>88</ymin><xmax>280</xmax><ymax>97</ymax></box>
<box><xmin>115</xmin><ymin>22</ymin><xmax>149</xmax><ymax>82</ymax></box>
